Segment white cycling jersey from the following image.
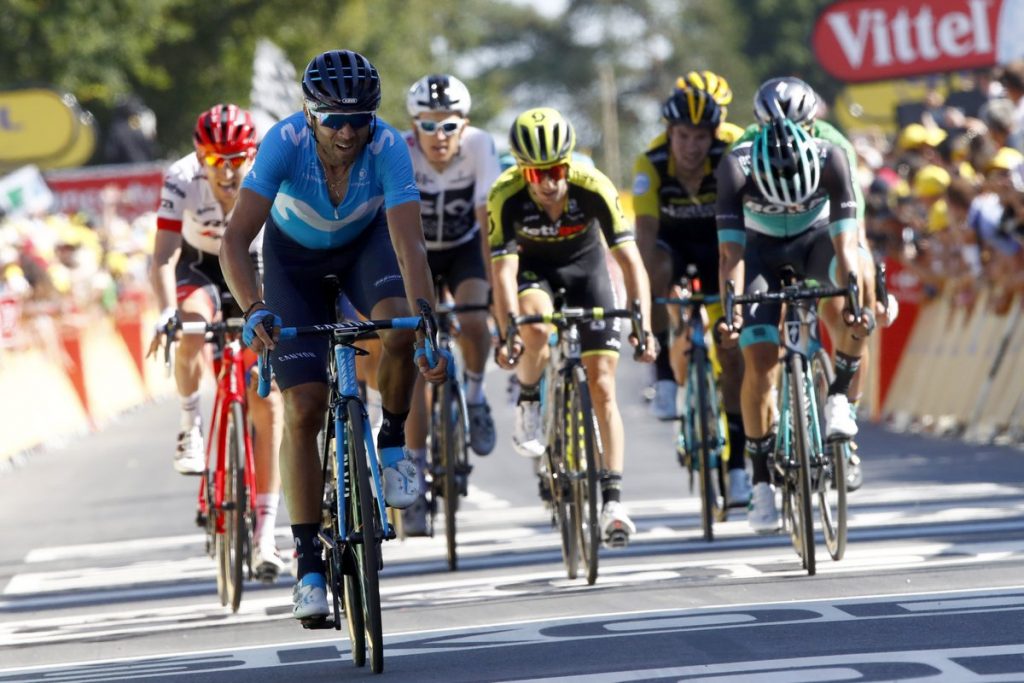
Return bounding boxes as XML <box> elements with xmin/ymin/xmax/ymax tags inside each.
<box><xmin>403</xmin><ymin>125</ymin><xmax>501</xmax><ymax>250</ymax></box>
<box><xmin>156</xmin><ymin>153</ymin><xmax>261</xmax><ymax>256</ymax></box>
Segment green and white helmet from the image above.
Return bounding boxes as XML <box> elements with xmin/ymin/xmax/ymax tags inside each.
<box><xmin>751</xmin><ymin>118</ymin><xmax>821</xmax><ymax>207</ymax></box>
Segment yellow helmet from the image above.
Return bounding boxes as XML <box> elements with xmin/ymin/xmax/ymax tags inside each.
<box><xmin>509</xmin><ymin>107</ymin><xmax>575</xmax><ymax>168</ymax></box>
<box><xmin>676</xmin><ymin>70</ymin><xmax>733</xmax><ymax>108</ymax></box>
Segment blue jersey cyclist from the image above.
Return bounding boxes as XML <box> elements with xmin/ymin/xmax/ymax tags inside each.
<box><xmin>220</xmin><ymin>49</ymin><xmax>449</xmax><ymax>622</ymax></box>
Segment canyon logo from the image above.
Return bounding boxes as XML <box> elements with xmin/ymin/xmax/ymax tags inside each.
<box><xmin>813</xmin><ymin>0</ymin><xmax>1024</xmax><ymax>82</ymax></box>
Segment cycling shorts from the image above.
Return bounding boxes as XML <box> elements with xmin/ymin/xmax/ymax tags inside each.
<box><xmin>656</xmin><ymin>233</ymin><xmax>720</xmax><ymax>296</ymax></box>
<box><xmin>175</xmin><ymin>244</ymin><xmax>245</xmax><ymax>318</ymax></box>
<box><xmin>262</xmin><ymin>213</ymin><xmax>407</xmax><ymax>390</ymax></box>
<box><xmin>427</xmin><ymin>236</ymin><xmax>488</xmax><ymax>293</ymax></box>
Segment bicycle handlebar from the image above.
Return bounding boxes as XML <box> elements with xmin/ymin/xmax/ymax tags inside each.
<box><xmin>505</xmin><ymin>302</ymin><xmax>647</xmax><ymax>361</ymax></box>
<box><xmin>724</xmin><ymin>274</ymin><xmax>861</xmax><ymax>331</ymax></box>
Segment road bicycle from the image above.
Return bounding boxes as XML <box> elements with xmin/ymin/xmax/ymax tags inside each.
<box><xmin>257</xmin><ymin>288</ymin><xmax>439</xmax><ymax>674</ymax></box>
<box><xmin>726</xmin><ymin>269</ymin><xmax>859</xmax><ymax>576</ymax></box>
<box><xmin>425</xmin><ymin>293</ymin><xmax>489</xmax><ymax>571</ymax></box>
<box><xmin>506</xmin><ymin>296</ymin><xmax>644</xmax><ymax>585</ymax></box>
<box><xmin>160</xmin><ymin>313</ymin><xmax>257</xmax><ymax>613</ymax></box>
<box><xmin>655</xmin><ymin>269</ymin><xmax>729</xmax><ymax>542</ymax></box>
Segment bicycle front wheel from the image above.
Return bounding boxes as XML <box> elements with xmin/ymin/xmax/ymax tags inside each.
<box><xmin>811</xmin><ymin>350</ymin><xmax>847</xmax><ymax>561</ymax></box>
<box><xmin>439</xmin><ymin>379</ymin><xmax>460</xmax><ymax>571</ymax></box>
<box><xmin>789</xmin><ymin>357</ymin><xmax>816</xmax><ymax>576</ymax></box>
<box><xmin>345</xmin><ymin>399</ymin><xmax>384</xmax><ymax>673</ymax></box>
<box><xmin>550</xmin><ymin>377</ymin><xmax>579</xmax><ymax>580</ymax></box>
<box><xmin>691</xmin><ymin>346</ymin><xmax>717</xmax><ymax>542</ymax></box>
<box><xmin>217</xmin><ymin>401</ymin><xmax>248</xmax><ymax>613</ymax></box>
<box><xmin>569</xmin><ymin>365</ymin><xmax>600</xmax><ymax>585</ymax></box>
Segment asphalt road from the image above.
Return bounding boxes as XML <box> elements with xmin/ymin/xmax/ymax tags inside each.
<box><xmin>2</xmin><ymin>361</ymin><xmax>1023</xmax><ymax>682</ymax></box>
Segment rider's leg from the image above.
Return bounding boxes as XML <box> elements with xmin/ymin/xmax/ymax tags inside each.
<box><xmin>248</xmin><ymin>374</ymin><xmax>284</xmax><ymax>570</ymax></box>
<box><xmin>454</xmin><ymin>277</ymin><xmax>496</xmax><ymax>455</ymax></box>
<box><xmin>511</xmin><ymin>289</ymin><xmax>552</xmax><ymax>458</ymax></box>
<box><xmin>172</xmin><ymin>288</ymin><xmax>215</xmax><ymax>473</ymax></box>
<box><xmin>647</xmin><ymin>249</ymin><xmax>677</xmax><ymax>419</ymax></box>
<box><xmin>741</xmin><ymin>340</ymin><xmax>781</xmax><ymax>533</ymax></box>
<box><xmin>715</xmin><ymin>333</ymin><xmax>750</xmax><ymax>502</ymax></box>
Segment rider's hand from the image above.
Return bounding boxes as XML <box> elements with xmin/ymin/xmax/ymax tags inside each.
<box><xmin>415</xmin><ymin>345</ymin><xmax>452</xmax><ymax>385</ymax></box>
<box><xmin>494</xmin><ymin>334</ymin><xmax>523</xmax><ymax>370</ymax></box>
<box><xmin>631</xmin><ymin>329</ymin><xmax>657</xmax><ymax>363</ymax></box>
<box><xmin>876</xmin><ymin>294</ymin><xmax>899</xmax><ymax>328</ymax></box>
<box><xmin>843</xmin><ymin>307</ymin><xmax>876</xmax><ymax>340</ymax></box>
<box><xmin>715</xmin><ymin>313</ymin><xmax>741</xmax><ymax>349</ymax></box>
<box><xmin>243</xmin><ymin>308</ymin><xmax>281</xmax><ymax>352</ymax></box>
<box><xmin>146</xmin><ymin>307</ymin><xmax>178</xmax><ymax>359</ymax></box>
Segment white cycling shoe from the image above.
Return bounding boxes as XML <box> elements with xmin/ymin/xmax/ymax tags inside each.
<box><xmin>600</xmin><ymin>501</ymin><xmax>636</xmax><ymax>548</ymax></box>
<box><xmin>382</xmin><ymin>450</ymin><xmax>421</xmax><ymax>509</ymax></box>
<box><xmin>292</xmin><ymin>573</ymin><xmax>329</xmax><ymax>620</ymax></box>
<box><xmin>253</xmin><ymin>543</ymin><xmax>287</xmax><ymax>583</ymax></box>
<box><xmin>513</xmin><ymin>401</ymin><xmax>546</xmax><ymax>458</ymax></box>
<box><xmin>748</xmin><ymin>483</ymin><xmax>781</xmax><ymax>534</ymax></box>
<box><xmin>174</xmin><ymin>425</ymin><xmax>205</xmax><ymax>475</ymax></box>
<box><xmin>824</xmin><ymin>393</ymin><xmax>858</xmax><ymax>441</ymax></box>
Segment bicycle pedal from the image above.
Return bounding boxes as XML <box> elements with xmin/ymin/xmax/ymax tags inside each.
<box><xmin>300</xmin><ymin>616</ymin><xmax>335</xmax><ymax>630</ymax></box>
<box><xmin>194</xmin><ymin>511</ymin><xmax>207</xmax><ymax>528</ymax></box>
<box><xmin>603</xmin><ymin>529</ymin><xmax>629</xmax><ymax>549</ymax></box>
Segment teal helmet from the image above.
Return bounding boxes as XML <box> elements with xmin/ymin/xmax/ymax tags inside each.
<box><xmin>751</xmin><ymin>118</ymin><xmax>821</xmax><ymax>207</ymax></box>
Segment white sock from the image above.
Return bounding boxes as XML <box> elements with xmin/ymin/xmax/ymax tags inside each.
<box><xmin>366</xmin><ymin>387</ymin><xmax>383</xmax><ymax>439</ymax></box>
<box><xmin>464</xmin><ymin>370</ymin><xmax>485</xmax><ymax>405</ymax></box>
<box><xmin>180</xmin><ymin>392</ymin><xmax>201</xmax><ymax>431</ymax></box>
<box><xmin>254</xmin><ymin>493</ymin><xmax>280</xmax><ymax>548</ymax></box>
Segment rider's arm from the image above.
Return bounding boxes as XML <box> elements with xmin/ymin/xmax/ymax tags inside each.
<box><xmin>821</xmin><ymin>144</ymin><xmax>865</xmax><ymax>307</ymax></box>
<box><xmin>150</xmin><ymin>229</ymin><xmax>182</xmax><ymax>314</ymax></box>
<box><xmin>221</xmin><ymin>188</ymin><xmax>272</xmax><ymax>313</ymax></box>
<box><xmin>486</xmin><ymin>176</ymin><xmax>520</xmax><ymax>335</ymax></box>
<box><xmin>715</xmin><ymin>153</ymin><xmax>748</xmax><ymax>301</ymax></box>
<box><xmin>631</xmin><ymin>152</ymin><xmax>662</xmax><ymax>276</ymax></box>
<box><xmin>385</xmin><ymin>199</ymin><xmax>437</xmax><ymax>314</ymax></box>
<box><xmin>473</xmin><ymin>129</ymin><xmax>502</xmax><ymax>288</ymax></box>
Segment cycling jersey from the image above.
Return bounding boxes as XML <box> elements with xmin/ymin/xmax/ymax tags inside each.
<box><xmin>243</xmin><ymin>112</ymin><xmax>420</xmax><ymax>250</ymax></box>
<box><xmin>403</xmin><ymin>125</ymin><xmax>501</xmax><ymax>249</ymax></box>
<box><xmin>487</xmin><ymin>161</ymin><xmax>634</xmax><ymax>264</ymax></box>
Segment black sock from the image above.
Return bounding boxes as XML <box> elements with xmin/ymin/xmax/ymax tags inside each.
<box><xmin>830</xmin><ymin>352</ymin><xmax>861</xmax><ymax>396</ymax></box>
<box><xmin>600</xmin><ymin>471</ymin><xmax>622</xmax><ymax>505</ymax></box>
<box><xmin>726</xmin><ymin>413</ymin><xmax>746</xmax><ymax>471</ymax></box>
<box><xmin>377</xmin><ymin>407</ymin><xmax>408</xmax><ymax>450</ymax></box>
<box><xmin>654</xmin><ymin>331</ymin><xmax>673</xmax><ymax>382</ymax></box>
<box><xmin>746</xmin><ymin>434</ymin><xmax>775</xmax><ymax>485</ymax></box>
<box><xmin>292</xmin><ymin>523</ymin><xmax>324</xmax><ymax>580</ymax></box>
<box><xmin>518</xmin><ymin>381</ymin><xmax>540</xmax><ymax>403</ymax></box>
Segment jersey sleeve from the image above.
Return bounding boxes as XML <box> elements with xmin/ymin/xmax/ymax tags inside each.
<box><xmin>815</xmin><ymin>121</ymin><xmax>865</xmax><ymax>221</ymax></box>
<box><xmin>471</xmin><ymin>129</ymin><xmax>502</xmax><ymax>209</ymax></box>
<box><xmin>821</xmin><ymin>143</ymin><xmax>859</xmax><ymax>237</ymax></box>
<box><xmin>156</xmin><ymin>159</ymin><xmax>189</xmax><ymax>232</ymax></box>
<box><xmin>715</xmin><ymin>153</ymin><xmax>748</xmax><ymax>246</ymax></box>
<box><xmin>486</xmin><ymin>168</ymin><xmax>521</xmax><ymax>260</ymax></box>
<box><xmin>373</xmin><ymin>125</ymin><xmax>422</xmax><ymax>209</ymax></box>
<box><xmin>241</xmin><ymin>118</ymin><xmax>298</xmax><ymax>200</ymax></box>
<box><xmin>631</xmin><ymin>152</ymin><xmax>661</xmax><ymax>219</ymax></box>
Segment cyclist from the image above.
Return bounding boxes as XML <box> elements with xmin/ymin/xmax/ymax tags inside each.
<box><xmin>489</xmin><ymin>107</ymin><xmax>656</xmax><ymax>546</ymax></box>
<box><xmin>739</xmin><ymin>77</ymin><xmax>898</xmax><ymax>491</ymax></box>
<box><xmin>632</xmin><ymin>85</ymin><xmax>752</xmax><ymax>506</ymax></box>
<box><xmin>219</xmin><ymin>50</ymin><xmax>449</xmax><ymax>621</ymax></box>
<box><xmin>150</xmin><ymin>103</ymin><xmax>286</xmax><ymax>579</ymax></box>
<box><xmin>715</xmin><ymin>113</ymin><xmax>876</xmax><ymax>533</ymax></box>
<box><xmin>400</xmin><ymin>74</ymin><xmax>502</xmax><ymax>534</ymax></box>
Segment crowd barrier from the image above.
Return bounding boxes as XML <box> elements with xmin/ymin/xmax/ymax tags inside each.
<box><xmin>0</xmin><ymin>290</ymin><xmax>175</xmax><ymax>464</ymax></box>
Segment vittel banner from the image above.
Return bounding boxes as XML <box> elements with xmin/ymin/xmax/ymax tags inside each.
<box><xmin>813</xmin><ymin>0</ymin><xmax>1024</xmax><ymax>82</ymax></box>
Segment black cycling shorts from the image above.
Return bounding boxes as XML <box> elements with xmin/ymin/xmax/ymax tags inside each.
<box><xmin>427</xmin><ymin>235</ymin><xmax>488</xmax><ymax>294</ymax></box>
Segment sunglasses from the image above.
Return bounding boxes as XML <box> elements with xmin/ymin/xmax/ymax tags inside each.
<box><xmin>414</xmin><ymin>117</ymin><xmax>464</xmax><ymax>136</ymax></box>
<box><xmin>311</xmin><ymin>110</ymin><xmax>375</xmax><ymax>130</ymax></box>
<box><xmin>521</xmin><ymin>163</ymin><xmax>569</xmax><ymax>184</ymax></box>
<box><xmin>200</xmin><ymin>151</ymin><xmax>252</xmax><ymax>169</ymax></box>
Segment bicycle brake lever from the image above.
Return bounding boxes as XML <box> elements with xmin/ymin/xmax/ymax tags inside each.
<box><xmin>630</xmin><ymin>298</ymin><xmax>646</xmax><ymax>360</ymax></box>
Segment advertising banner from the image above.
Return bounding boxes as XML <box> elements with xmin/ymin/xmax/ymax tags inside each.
<box><xmin>45</xmin><ymin>162</ymin><xmax>167</xmax><ymax>222</ymax></box>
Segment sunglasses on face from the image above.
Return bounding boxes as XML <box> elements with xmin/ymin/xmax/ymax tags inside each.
<box><xmin>201</xmin><ymin>151</ymin><xmax>252</xmax><ymax>169</ymax></box>
<box><xmin>521</xmin><ymin>163</ymin><xmax>569</xmax><ymax>184</ymax></box>
<box><xmin>414</xmin><ymin>117</ymin><xmax>464</xmax><ymax>136</ymax></box>
<box><xmin>311</xmin><ymin>111</ymin><xmax>375</xmax><ymax>130</ymax></box>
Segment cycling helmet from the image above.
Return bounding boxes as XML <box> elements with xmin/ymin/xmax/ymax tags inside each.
<box><xmin>754</xmin><ymin>76</ymin><xmax>819</xmax><ymax>126</ymax></box>
<box><xmin>662</xmin><ymin>87</ymin><xmax>722</xmax><ymax>129</ymax></box>
<box><xmin>751</xmin><ymin>118</ymin><xmax>822</xmax><ymax>207</ymax></box>
<box><xmin>508</xmin><ymin>107</ymin><xmax>575</xmax><ymax>167</ymax></box>
<box><xmin>193</xmin><ymin>104</ymin><xmax>257</xmax><ymax>154</ymax></box>
<box><xmin>302</xmin><ymin>49</ymin><xmax>381</xmax><ymax>112</ymax></box>
<box><xmin>676</xmin><ymin>70</ymin><xmax>733</xmax><ymax>107</ymax></box>
<box><xmin>406</xmin><ymin>74</ymin><xmax>472</xmax><ymax>117</ymax></box>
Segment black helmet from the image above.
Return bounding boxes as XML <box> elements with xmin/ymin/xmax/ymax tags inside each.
<box><xmin>662</xmin><ymin>86</ymin><xmax>722</xmax><ymax>129</ymax></box>
<box><xmin>302</xmin><ymin>50</ymin><xmax>381</xmax><ymax>113</ymax></box>
<box><xmin>753</xmin><ymin>77</ymin><xmax>818</xmax><ymax>126</ymax></box>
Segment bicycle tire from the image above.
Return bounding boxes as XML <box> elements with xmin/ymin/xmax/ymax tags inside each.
<box><xmin>551</xmin><ymin>376</ymin><xmax>579</xmax><ymax>580</ymax></box>
<box><xmin>692</xmin><ymin>346</ymin><xmax>716</xmax><ymax>542</ymax></box>
<box><xmin>440</xmin><ymin>379</ymin><xmax>460</xmax><ymax>571</ymax></box>
<box><xmin>345</xmin><ymin>399</ymin><xmax>384</xmax><ymax>673</ymax></box>
<box><xmin>216</xmin><ymin>401</ymin><xmax>247</xmax><ymax>613</ymax></box>
<box><xmin>569</xmin><ymin>366</ymin><xmax>600</xmax><ymax>585</ymax></box>
<box><xmin>811</xmin><ymin>350</ymin><xmax>847</xmax><ymax>561</ymax></box>
<box><xmin>789</xmin><ymin>357</ymin><xmax>816</xmax><ymax>576</ymax></box>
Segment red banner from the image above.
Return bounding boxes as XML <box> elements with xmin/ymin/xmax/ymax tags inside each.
<box><xmin>44</xmin><ymin>161</ymin><xmax>167</xmax><ymax>222</ymax></box>
<box><xmin>813</xmin><ymin>0</ymin><xmax>1010</xmax><ymax>82</ymax></box>
<box><xmin>878</xmin><ymin>258</ymin><xmax>925</xmax><ymax>406</ymax></box>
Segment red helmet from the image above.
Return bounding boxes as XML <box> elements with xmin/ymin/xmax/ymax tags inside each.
<box><xmin>193</xmin><ymin>104</ymin><xmax>257</xmax><ymax>155</ymax></box>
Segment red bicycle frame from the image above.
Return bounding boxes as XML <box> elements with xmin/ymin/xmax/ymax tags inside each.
<box><xmin>197</xmin><ymin>339</ymin><xmax>257</xmax><ymax>533</ymax></box>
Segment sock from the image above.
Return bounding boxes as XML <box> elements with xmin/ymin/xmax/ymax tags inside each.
<box><xmin>830</xmin><ymin>352</ymin><xmax>861</xmax><ymax>396</ymax></box>
<box><xmin>365</xmin><ymin>387</ymin><xmax>383</xmax><ymax>435</ymax></box>
<box><xmin>746</xmin><ymin>434</ymin><xmax>775</xmax><ymax>485</ymax></box>
<box><xmin>254</xmin><ymin>493</ymin><xmax>280</xmax><ymax>548</ymax></box>
<box><xmin>377</xmin><ymin>407</ymin><xmax>408</xmax><ymax>450</ymax></box>
<box><xmin>726</xmin><ymin>413</ymin><xmax>746</xmax><ymax>471</ymax></box>
<box><xmin>291</xmin><ymin>523</ymin><xmax>323</xmax><ymax>580</ymax></box>
<box><xmin>180</xmin><ymin>392</ymin><xmax>201</xmax><ymax>431</ymax></box>
<box><xmin>464</xmin><ymin>370</ymin><xmax>485</xmax><ymax>405</ymax></box>
<box><xmin>600</xmin><ymin>471</ymin><xmax>622</xmax><ymax>505</ymax></box>
<box><xmin>518</xmin><ymin>381</ymin><xmax>540</xmax><ymax>403</ymax></box>
<box><xmin>654</xmin><ymin>331</ymin><xmax>673</xmax><ymax>382</ymax></box>
<box><xmin>408</xmin><ymin>446</ymin><xmax>428</xmax><ymax>490</ymax></box>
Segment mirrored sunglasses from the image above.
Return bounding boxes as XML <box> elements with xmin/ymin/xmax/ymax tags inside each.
<box><xmin>312</xmin><ymin>111</ymin><xmax>375</xmax><ymax>130</ymax></box>
<box><xmin>522</xmin><ymin>163</ymin><xmax>569</xmax><ymax>184</ymax></box>
<box><xmin>201</xmin><ymin>151</ymin><xmax>251</xmax><ymax>169</ymax></box>
<box><xmin>414</xmin><ymin>117</ymin><xmax>464</xmax><ymax>135</ymax></box>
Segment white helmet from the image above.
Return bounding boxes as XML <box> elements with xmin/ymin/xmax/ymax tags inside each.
<box><xmin>406</xmin><ymin>74</ymin><xmax>472</xmax><ymax>117</ymax></box>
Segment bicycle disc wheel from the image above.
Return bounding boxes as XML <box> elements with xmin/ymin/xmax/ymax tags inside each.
<box><xmin>440</xmin><ymin>380</ymin><xmax>460</xmax><ymax>571</ymax></box>
<box><xmin>789</xmin><ymin>357</ymin><xmax>816</xmax><ymax>576</ymax></box>
<box><xmin>811</xmin><ymin>350</ymin><xmax>847</xmax><ymax>561</ymax></box>
<box><xmin>692</xmin><ymin>347</ymin><xmax>716</xmax><ymax>542</ymax></box>
<box><xmin>570</xmin><ymin>366</ymin><xmax>600</xmax><ymax>585</ymax></box>
<box><xmin>217</xmin><ymin>401</ymin><xmax>247</xmax><ymax>612</ymax></box>
<box><xmin>346</xmin><ymin>399</ymin><xmax>384</xmax><ymax>673</ymax></box>
<box><xmin>551</xmin><ymin>379</ymin><xmax>579</xmax><ymax>580</ymax></box>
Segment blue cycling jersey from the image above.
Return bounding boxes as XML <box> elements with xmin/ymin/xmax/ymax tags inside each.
<box><xmin>243</xmin><ymin>112</ymin><xmax>420</xmax><ymax>250</ymax></box>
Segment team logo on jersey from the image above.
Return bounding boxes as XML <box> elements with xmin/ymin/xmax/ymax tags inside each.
<box><xmin>369</xmin><ymin>129</ymin><xmax>396</xmax><ymax>155</ymax></box>
<box><xmin>279</xmin><ymin>122</ymin><xmax>307</xmax><ymax>146</ymax></box>
<box><xmin>632</xmin><ymin>172</ymin><xmax>650</xmax><ymax>195</ymax></box>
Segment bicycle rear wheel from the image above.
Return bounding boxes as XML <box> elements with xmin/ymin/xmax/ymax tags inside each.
<box><xmin>345</xmin><ymin>399</ymin><xmax>384</xmax><ymax>673</ymax></box>
<box><xmin>216</xmin><ymin>401</ymin><xmax>248</xmax><ymax>613</ymax></box>
<box><xmin>691</xmin><ymin>347</ymin><xmax>716</xmax><ymax>542</ymax></box>
<box><xmin>569</xmin><ymin>366</ymin><xmax>600</xmax><ymax>585</ymax></box>
<box><xmin>439</xmin><ymin>379</ymin><xmax>460</xmax><ymax>571</ymax></box>
<box><xmin>811</xmin><ymin>350</ymin><xmax>847</xmax><ymax>561</ymax></box>
<box><xmin>789</xmin><ymin>357</ymin><xmax>816</xmax><ymax>576</ymax></box>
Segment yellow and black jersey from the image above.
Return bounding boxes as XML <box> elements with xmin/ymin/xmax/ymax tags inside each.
<box><xmin>631</xmin><ymin>124</ymin><xmax>740</xmax><ymax>249</ymax></box>
<box><xmin>487</xmin><ymin>161</ymin><xmax>633</xmax><ymax>264</ymax></box>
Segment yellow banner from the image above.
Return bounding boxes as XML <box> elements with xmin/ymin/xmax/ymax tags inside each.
<box><xmin>0</xmin><ymin>88</ymin><xmax>93</xmax><ymax>168</ymax></box>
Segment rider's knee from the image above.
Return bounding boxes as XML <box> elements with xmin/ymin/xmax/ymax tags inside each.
<box><xmin>283</xmin><ymin>388</ymin><xmax>327</xmax><ymax>434</ymax></box>
<box><xmin>744</xmin><ymin>345</ymin><xmax>778</xmax><ymax>377</ymax></box>
<box><xmin>380</xmin><ymin>327</ymin><xmax>416</xmax><ymax>357</ymax></box>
